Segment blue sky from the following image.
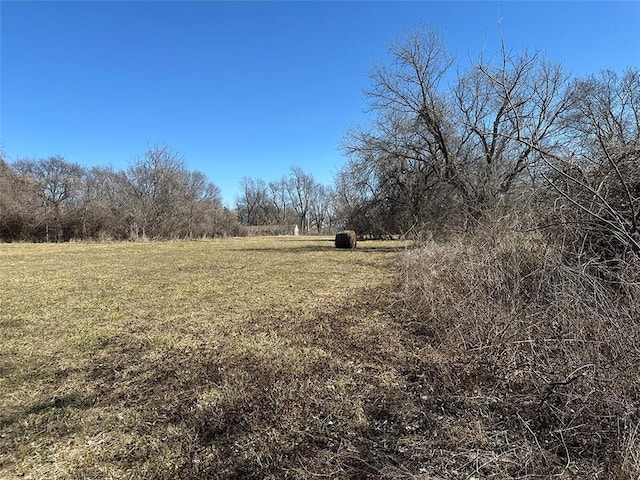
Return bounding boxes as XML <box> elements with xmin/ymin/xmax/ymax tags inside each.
<box><xmin>1</xmin><ymin>1</ymin><xmax>639</xmax><ymax>206</ymax></box>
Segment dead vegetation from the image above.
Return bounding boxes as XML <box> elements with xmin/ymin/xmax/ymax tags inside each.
<box><xmin>0</xmin><ymin>237</ymin><xmax>408</xmax><ymax>479</ymax></box>
<box><xmin>1</xmin><ymin>235</ymin><xmax>637</xmax><ymax>478</ymax></box>
<box><xmin>395</xmin><ymin>230</ymin><xmax>640</xmax><ymax>478</ymax></box>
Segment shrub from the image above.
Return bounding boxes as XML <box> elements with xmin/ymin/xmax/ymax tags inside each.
<box><xmin>395</xmin><ymin>231</ymin><xmax>640</xmax><ymax>476</ymax></box>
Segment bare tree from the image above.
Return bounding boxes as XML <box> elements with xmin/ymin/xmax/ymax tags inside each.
<box><xmin>13</xmin><ymin>156</ymin><xmax>85</xmax><ymax>241</ymax></box>
<box><xmin>123</xmin><ymin>144</ymin><xmax>222</xmax><ymax>239</ymax></box>
<box><xmin>269</xmin><ymin>177</ymin><xmax>292</xmax><ymax>225</ymax></box>
<box><xmin>0</xmin><ymin>145</ymin><xmax>233</xmax><ymax>241</ymax></box>
<box><xmin>309</xmin><ymin>183</ymin><xmax>334</xmax><ymax>233</ymax></box>
<box><xmin>287</xmin><ymin>166</ymin><xmax>315</xmax><ymax>234</ymax></box>
<box><xmin>182</xmin><ymin>171</ymin><xmax>222</xmax><ymax>238</ymax></box>
<box><xmin>235</xmin><ymin>171</ymin><xmax>333</xmax><ymax>233</ymax></box>
<box><xmin>343</xmin><ymin>28</ymin><xmax>573</xmax><ymax>233</ymax></box>
<box><xmin>536</xmin><ymin>69</ymin><xmax>640</xmax><ymax>259</ymax></box>
<box><xmin>453</xmin><ymin>49</ymin><xmax>573</xmax><ymax>216</ymax></box>
<box><xmin>0</xmin><ymin>156</ymin><xmax>37</xmax><ymax>240</ymax></box>
<box><xmin>236</xmin><ymin>177</ymin><xmax>269</xmax><ymax>226</ymax></box>
<box><xmin>73</xmin><ymin>166</ymin><xmax>125</xmax><ymax>239</ymax></box>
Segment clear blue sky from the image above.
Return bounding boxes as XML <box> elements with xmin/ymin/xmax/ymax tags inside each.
<box><xmin>2</xmin><ymin>1</ymin><xmax>639</xmax><ymax>206</ymax></box>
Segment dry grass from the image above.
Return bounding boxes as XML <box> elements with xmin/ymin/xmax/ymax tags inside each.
<box><xmin>2</xmin><ymin>234</ymin><xmax>637</xmax><ymax>479</ymax></box>
<box><xmin>0</xmin><ymin>236</ymin><xmax>413</xmax><ymax>479</ymax></box>
<box><xmin>396</xmin><ymin>232</ymin><xmax>640</xmax><ymax>478</ymax></box>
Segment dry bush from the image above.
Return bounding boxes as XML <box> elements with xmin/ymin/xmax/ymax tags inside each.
<box><xmin>619</xmin><ymin>423</ymin><xmax>640</xmax><ymax>479</ymax></box>
<box><xmin>539</xmin><ymin>151</ymin><xmax>640</xmax><ymax>266</ymax></box>
<box><xmin>396</xmin><ymin>231</ymin><xmax>640</xmax><ymax>477</ymax></box>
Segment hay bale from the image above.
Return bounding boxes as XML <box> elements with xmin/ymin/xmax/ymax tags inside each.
<box><xmin>335</xmin><ymin>230</ymin><xmax>357</xmax><ymax>249</ymax></box>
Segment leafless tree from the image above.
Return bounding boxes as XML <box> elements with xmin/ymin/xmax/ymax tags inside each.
<box><xmin>287</xmin><ymin>166</ymin><xmax>316</xmax><ymax>234</ymax></box>
<box><xmin>123</xmin><ymin>144</ymin><xmax>187</xmax><ymax>238</ymax></box>
<box><xmin>309</xmin><ymin>183</ymin><xmax>335</xmax><ymax>233</ymax></box>
<box><xmin>269</xmin><ymin>177</ymin><xmax>292</xmax><ymax>225</ymax></box>
<box><xmin>13</xmin><ymin>156</ymin><xmax>85</xmax><ymax>241</ymax></box>
<box><xmin>121</xmin><ymin>144</ymin><xmax>227</xmax><ymax>239</ymax></box>
<box><xmin>536</xmin><ymin>69</ymin><xmax>640</xmax><ymax>259</ymax></box>
<box><xmin>0</xmin><ymin>155</ymin><xmax>39</xmax><ymax>240</ymax></box>
<box><xmin>236</xmin><ymin>177</ymin><xmax>269</xmax><ymax>226</ymax></box>
<box><xmin>342</xmin><ymin>28</ymin><xmax>573</xmax><ymax>233</ymax></box>
<box><xmin>235</xmin><ymin>171</ymin><xmax>334</xmax><ymax>233</ymax></box>
<box><xmin>68</xmin><ymin>166</ymin><xmax>133</xmax><ymax>239</ymax></box>
<box><xmin>0</xmin><ymin>145</ymin><xmax>234</xmax><ymax>241</ymax></box>
<box><xmin>182</xmin><ymin>170</ymin><xmax>221</xmax><ymax>238</ymax></box>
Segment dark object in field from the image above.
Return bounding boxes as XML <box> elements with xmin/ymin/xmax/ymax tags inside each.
<box><xmin>335</xmin><ymin>230</ymin><xmax>357</xmax><ymax>249</ymax></box>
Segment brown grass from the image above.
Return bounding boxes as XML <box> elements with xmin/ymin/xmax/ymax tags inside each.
<box><xmin>396</xmin><ymin>231</ymin><xmax>640</xmax><ymax>478</ymax></box>
<box><xmin>0</xmin><ymin>236</ymin><xmax>412</xmax><ymax>479</ymax></box>
<box><xmin>2</xmin><ymin>234</ymin><xmax>637</xmax><ymax>478</ymax></box>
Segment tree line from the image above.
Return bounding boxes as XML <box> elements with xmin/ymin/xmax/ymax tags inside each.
<box><xmin>0</xmin><ymin>143</ymin><xmax>341</xmax><ymax>242</ymax></box>
<box><xmin>0</xmin><ymin>144</ymin><xmax>241</xmax><ymax>242</ymax></box>
<box><xmin>2</xmin><ymin>27</ymin><xmax>638</xmax><ymax>258</ymax></box>
<box><xmin>336</xmin><ymin>29</ymin><xmax>639</xmax><ymax>260</ymax></box>
<box><xmin>234</xmin><ymin>166</ymin><xmax>336</xmax><ymax>234</ymax></box>
<box><xmin>0</xmin><ymin>143</ymin><xmax>342</xmax><ymax>242</ymax></box>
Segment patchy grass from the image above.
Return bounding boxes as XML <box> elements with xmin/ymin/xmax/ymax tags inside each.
<box><xmin>3</xmin><ymin>234</ymin><xmax>636</xmax><ymax>478</ymax></box>
<box><xmin>0</xmin><ymin>236</ymin><xmax>413</xmax><ymax>479</ymax></box>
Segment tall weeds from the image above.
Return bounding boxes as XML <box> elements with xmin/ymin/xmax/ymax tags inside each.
<box><xmin>396</xmin><ymin>230</ymin><xmax>640</xmax><ymax>477</ymax></box>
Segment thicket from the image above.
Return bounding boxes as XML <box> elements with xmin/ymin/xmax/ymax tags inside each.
<box><xmin>395</xmin><ymin>229</ymin><xmax>639</xmax><ymax>477</ymax></box>
<box><xmin>348</xmin><ymin>29</ymin><xmax>640</xmax><ymax>476</ymax></box>
<box><xmin>0</xmin><ymin>144</ymin><xmax>242</xmax><ymax>242</ymax></box>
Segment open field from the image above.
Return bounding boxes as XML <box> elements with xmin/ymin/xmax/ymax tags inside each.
<box><xmin>1</xmin><ymin>235</ymin><xmax>638</xmax><ymax>479</ymax></box>
<box><xmin>0</xmin><ymin>236</ymin><xmax>413</xmax><ymax>479</ymax></box>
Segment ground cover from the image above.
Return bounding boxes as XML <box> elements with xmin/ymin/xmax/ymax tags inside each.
<box><xmin>0</xmin><ymin>236</ymin><xmax>411</xmax><ymax>479</ymax></box>
<box><xmin>1</xmin><ymin>235</ymin><xmax>636</xmax><ymax>479</ymax></box>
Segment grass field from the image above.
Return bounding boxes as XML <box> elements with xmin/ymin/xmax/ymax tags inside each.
<box><xmin>2</xmin><ymin>236</ymin><xmax>637</xmax><ymax>479</ymax></box>
<box><xmin>0</xmin><ymin>236</ymin><xmax>413</xmax><ymax>479</ymax></box>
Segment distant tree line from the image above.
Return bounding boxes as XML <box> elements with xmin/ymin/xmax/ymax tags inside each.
<box><xmin>3</xmin><ymin>28</ymin><xmax>637</xmax><ymax>255</ymax></box>
<box><xmin>336</xmin><ymin>29</ymin><xmax>639</xmax><ymax>260</ymax></box>
<box><xmin>234</xmin><ymin>166</ymin><xmax>336</xmax><ymax>234</ymax></box>
<box><xmin>0</xmin><ymin>144</ymin><xmax>241</xmax><ymax>242</ymax></box>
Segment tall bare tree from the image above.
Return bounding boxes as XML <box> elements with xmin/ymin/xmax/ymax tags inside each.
<box><xmin>309</xmin><ymin>183</ymin><xmax>334</xmax><ymax>233</ymax></box>
<box><xmin>342</xmin><ymin>28</ymin><xmax>573</xmax><ymax>233</ymax></box>
<box><xmin>236</xmin><ymin>177</ymin><xmax>269</xmax><ymax>226</ymax></box>
<box><xmin>123</xmin><ymin>144</ymin><xmax>189</xmax><ymax>238</ymax></box>
<box><xmin>287</xmin><ymin>166</ymin><xmax>316</xmax><ymax>234</ymax></box>
<box><xmin>269</xmin><ymin>177</ymin><xmax>292</xmax><ymax>225</ymax></box>
<box><xmin>183</xmin><ymin>170</ymin><xmax>222</xmax><ymax>238</ymax></box>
